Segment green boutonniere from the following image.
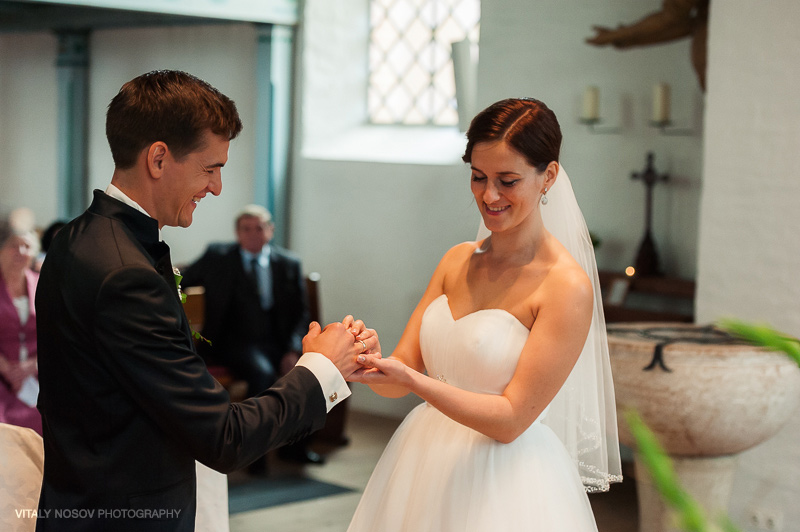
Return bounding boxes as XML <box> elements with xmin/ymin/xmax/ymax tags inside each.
<box><xmin>173</xmin><ymin>267</ymin><xmax>187</xmax><ymax>304</ymax></box>
<box><xmin>173</xmin><ymin>267</ymin><xmax>212</xmax><ymax>346</ymax></box>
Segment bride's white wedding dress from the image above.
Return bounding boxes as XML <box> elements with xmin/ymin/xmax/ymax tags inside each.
<box><xmin>347</xmin><ymin>294</ymin><xmax>599</xmax><ymax>532</ymax></box>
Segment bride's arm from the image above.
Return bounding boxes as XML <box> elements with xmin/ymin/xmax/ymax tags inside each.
<box><xmin>352</xmin><ymin>268</ymin><xmax>593</xmax><ymax>443</ymax></box>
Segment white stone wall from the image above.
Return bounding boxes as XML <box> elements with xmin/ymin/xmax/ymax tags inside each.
<box><xmin>0</xmin><ymin>32</ymin><xmax>59</xmax><ymax>223</ymax></box>
<box><xmin>697</xmin><ymin>0</ymin><xmax>800</xmax><ymax>528</ymax></box>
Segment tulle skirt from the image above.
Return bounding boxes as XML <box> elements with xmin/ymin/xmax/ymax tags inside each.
<box><xmin>347</xmin><ymin>403</ymin><xmax>598</xmax><ymax>532</ymax></box>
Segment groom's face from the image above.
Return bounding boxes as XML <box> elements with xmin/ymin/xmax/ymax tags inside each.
<box><xmin>154</xmin><ymin>130</ymin><xmax>229</xmax><ymax>229</ymax></box>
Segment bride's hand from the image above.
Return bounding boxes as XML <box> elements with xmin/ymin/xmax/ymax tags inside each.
<box><xmin>347</xmin><ymin>355</ymin><xmax>411</xmax><ymax>386</ymax></box>
<box><xmin>342</xmin><ymin>315</ymin><xmax>382</xmax><ymax>355</ymax></box>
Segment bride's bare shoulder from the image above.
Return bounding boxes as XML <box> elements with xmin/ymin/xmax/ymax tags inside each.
<box><xmin>546</xmin><ymin>252</ymin><xmax>593</xmax><ymax>307</ymax></box>
<box><xmin>441</xmin><ymin>240</ymin><xmax>482</xmax><ymax>263</ymax></box>
<box><xmin>431</xmin><ymin>241</ymin><xmax>480</xmax><ymax>287</ymax></box>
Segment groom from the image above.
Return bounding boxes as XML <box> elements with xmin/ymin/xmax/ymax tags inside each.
<box><xmin>34</xmin><ymin>70</ymin><xmax>372</xmax><ymax>531</ymax></box>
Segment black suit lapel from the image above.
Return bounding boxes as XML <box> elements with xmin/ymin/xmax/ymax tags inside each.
<box><xmin>88</xmin><ymin>191</ymin><xmax>183</xmax><ymax>305</ymax></box>
<box><xmin>150</xmin><ymin>241</ymin><xmax>180</xmax><ymax>303</ymax></box>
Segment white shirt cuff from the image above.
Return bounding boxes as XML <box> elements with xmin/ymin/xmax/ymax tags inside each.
<box><xmin>296</xmin><ymin>352</ymin><xmax>350</xmax><ymax>412</ymax></box>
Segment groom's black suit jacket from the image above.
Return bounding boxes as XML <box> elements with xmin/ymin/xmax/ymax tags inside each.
<box><xmin>34</xmin><ymin>191</ymin><xmax>326</xmax><ymax>531</ymax></box>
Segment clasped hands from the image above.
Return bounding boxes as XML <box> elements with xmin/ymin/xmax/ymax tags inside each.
<box><xmin>301</xmin><ymin>315</ymin><xmax>407</xmax><ymax>384</ymax></box>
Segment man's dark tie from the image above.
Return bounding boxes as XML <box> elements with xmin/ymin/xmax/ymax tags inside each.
<box><xmin>249</xmin><ymin>257</ymin><xmax>260</xmax><ymax>288</ymax></box>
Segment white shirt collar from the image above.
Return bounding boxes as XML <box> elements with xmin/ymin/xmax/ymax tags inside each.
<box><xmin>105</xmin><ymin>184</ymin><xmax>162</xmax><ymax>240</ymax></box>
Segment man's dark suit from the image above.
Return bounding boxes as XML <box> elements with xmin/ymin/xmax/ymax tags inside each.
<box><xmin>181</xmin><ymin>242</ymin><xmax>309</xmax><ymax>380</ymax></box>
<box><xmin>35</xmin><ymin>191</ymin><xmax>327</xmax><ymax>531</ymax></box>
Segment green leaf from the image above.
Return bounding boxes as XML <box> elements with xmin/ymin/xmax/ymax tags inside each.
<box><xmin>175</xmin><ymin>271</ymin><xmax>211</xmax><ymax>346</ymax></box>
<box><xmin>717</xmin><ymin>515</ymin><xmax>742</xmax><ymax>532</ymax></box>
<box><xmin>624</xmin><ymin>410</ymin><xmax>743</xmax><ymax>532</ymax></box>
<box><xmin>717</xmin><ymin>318</ymin><xmax>800</xmax><ymax>367</ymax></box>
<box><xmin>191</xmin><ymin>329</ymin><xmax>212</xmax><ymax>346</ymax></box>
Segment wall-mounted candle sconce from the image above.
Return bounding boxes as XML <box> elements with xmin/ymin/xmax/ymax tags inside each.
<box><xmin>579</xmin><ymin>86</ymin><xmax>621</xmax><ymax>134</ymax></box>
<box><xmin>649</xmin><ymin>82</ymin><xmax>694</xmax><ymax>136</ymax></box>
<box><xmin>579</xmin><ymin>83</ymin><xmax>694</xmax><ymax>136</ymax></box>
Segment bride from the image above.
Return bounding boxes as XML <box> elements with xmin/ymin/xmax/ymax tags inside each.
<box><xmin>346</xmin><ymin>98</ymin><xmax>622</xmax><ymax>531</ymax></box>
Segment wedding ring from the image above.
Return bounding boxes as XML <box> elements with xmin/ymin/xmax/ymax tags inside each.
<box><xmin>358</xmin><ymin>340</ymin><xmax>367</xmax><ymax>353</ymax></box>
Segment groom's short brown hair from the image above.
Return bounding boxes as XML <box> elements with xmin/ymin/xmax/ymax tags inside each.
<box><xmin>106</xmin><ymin>70</ymin><xmax>243</xmax><ymax>169</ymax></box>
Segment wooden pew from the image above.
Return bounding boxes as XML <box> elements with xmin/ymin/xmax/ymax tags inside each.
<box><xmin>182</xmin><ymin>286</ymin><xmax>248</xmax><ymax>402</ymax></box>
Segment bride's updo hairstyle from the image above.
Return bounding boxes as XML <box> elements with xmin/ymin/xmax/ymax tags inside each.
<box><xmin>462</xmin><ymin>98</ymin><xmax>562</xmax><ymax>173</ymax></box>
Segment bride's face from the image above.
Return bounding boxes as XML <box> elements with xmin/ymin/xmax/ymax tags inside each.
<box><xmin>469</xmin><ymin>140</ymin><xmax>545</xmax><ymax>234</ymax></box>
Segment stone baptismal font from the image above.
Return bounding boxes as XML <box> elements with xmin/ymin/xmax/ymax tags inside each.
<box><xmin>607</xmin><ymin>323</ymin><xmax>800</xmax><ymax>532</ymax></box>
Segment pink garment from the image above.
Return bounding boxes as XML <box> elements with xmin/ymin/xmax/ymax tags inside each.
<box><xmin>0</xmin><ymin>268</ymin><xmax>41</xmax><ymax>435</ymax></box>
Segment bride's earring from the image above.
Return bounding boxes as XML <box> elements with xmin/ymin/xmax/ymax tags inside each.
<box><xmin>541</xmin><ymin>187</ymin><xmax>549</xmax><ymax>205</ymax></box>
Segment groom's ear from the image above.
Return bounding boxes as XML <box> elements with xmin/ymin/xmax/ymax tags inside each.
<box><xmin>146</xmin><ymin>141</ymin><xmax>169</xmax><ymax>179</ymax></box>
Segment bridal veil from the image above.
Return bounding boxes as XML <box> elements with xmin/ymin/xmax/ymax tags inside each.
<box><xmin>477</xmin><ymin>165</ymin><xmax>622</xmax><ymax>492</ymax></box>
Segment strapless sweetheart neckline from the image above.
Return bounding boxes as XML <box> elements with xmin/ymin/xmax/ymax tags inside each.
<box><xmin>436</xmin><ymin>293</ymin><xmax>529</xmax><ymax>331</ymax></box>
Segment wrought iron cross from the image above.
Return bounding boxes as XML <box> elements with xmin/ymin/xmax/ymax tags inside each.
<box><xmin>631</xmin><ymin>152</ymin><xmax>669</xmax><ymax>276</ymax></box>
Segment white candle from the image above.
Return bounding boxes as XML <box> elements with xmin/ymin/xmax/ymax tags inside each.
<box><xmin>582</xmin><ymin>86</ymin><xmax>599</xmax><ymax>121</ymax></box>
<box><xmin>652</xmin><ymin>83</ymin><xmax>670</xmax><ymax>123</ymax></box>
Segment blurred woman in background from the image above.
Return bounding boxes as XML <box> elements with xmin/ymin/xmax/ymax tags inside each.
<box><xmin>0</xmin><ymin>208</ymin><xmax>42</xmax><ymax>434</ymax></box>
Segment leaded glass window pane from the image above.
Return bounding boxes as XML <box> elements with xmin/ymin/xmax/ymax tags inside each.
<box><xmin>369</xmin><ymin>0</ymin><xmax>480</xmax><ymax>125</ymax></box>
